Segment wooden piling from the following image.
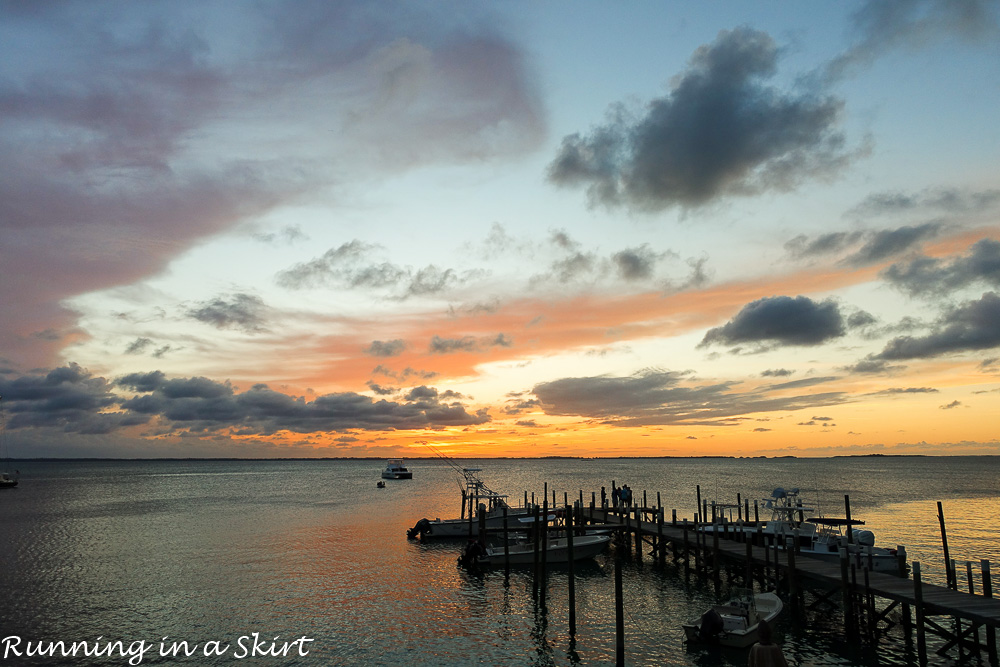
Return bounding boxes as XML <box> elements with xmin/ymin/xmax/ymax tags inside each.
<box><xmin>982</xmin><ymin>560</ymin><xmax>997</xmax><ymax>665</ymax></box>
<box><xmin>566</xmin><ymin>504</ymin><xmax>576</xmax><ymax>636</ymax></box>
<box><xmin>914</xmin><ymin>561</ymin><xmax>927</xmax><ymax>665</ymax></box>
<box><xmin>657</xmin><ymin>508</ymin><xmax>665</xmax><ymax>566</ymax></box>
<box><xmin>532</xmin><ymin>504</ymin><xmax>540</xmax><ymax>600</ymax></box>
<box><xmin>615</xmin><ymin>557</ymin><xmax>625</xmax><ymax>666</ymax></box>
<box><xmin>845</xmin><ymin>495</ymin><xmax>854</xmax><ymax>545</ymax></box>
<box><xmin>634</xmin><ymin>507</ymin><xmax>643</xmax><ymax>562</ymax></box>
<box><xmin>502</xmin><ymin>506</ymin><xmax>510</xmax><ymax>576</ymax></box>
<box><xmin>938</xmin><ymin>501</ymin><xmax>954</xmax><ymax>589</ymax></box>
<box><xmin>695</xmin><ymin>485</ymin><xmax>701</xmax><ymax>527</ymax></box>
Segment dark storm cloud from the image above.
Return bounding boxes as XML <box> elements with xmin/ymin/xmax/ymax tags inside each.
<box><xmin>119</xmin><ymin>378</ymin><xmax>490</xmax><ymax>434</ymax></box>
<box><xmin>874</xmin><ymin>292</ymin><xmax>1000</xmax><ymax>360</ymax></box>
<box><xmin>700</xmin><ymin>296</ymin><xmax>846</xmax><ymax>348</ymax></box>
<box><xmin>531</xmin><ymin>370</ymin><xmax>848</xmax><ymax>427</ymax></box>
<box><xmin>365</xmin><ymin>339</ymin><xmax>407</xmax><ymax>357</ymax></box>
<box><xmin>187</xmin><ymin>293</ymin><xmax>268</xmax><ymax>333</ymax></box>
<box><xmin>0</xmin><ymin>363</ymin><xmax>146</xmax><ymax>433</ymax></box>
<box><xmin>2</xmin><ymin>364</ymin><xmax>488</xmax><ymax>436</ymax></box>
<box><xmin>547</xmin><ymin>27</ymin><xmax>855</xmax><ymax>211</ymax></box>
<box><xmin>823</xmin><ymin>0</ymin><xmax>1000</xmax><ymax>83</ymax></box>
<box><xmin>1</xmin><ymin>1</ymin><xmax>545</xmax><ymax>368</ymax></box>
<box><xmin>882</xmin><ymin>239</ymin><xmax>1000</xmax><ymax>296</ymax></box>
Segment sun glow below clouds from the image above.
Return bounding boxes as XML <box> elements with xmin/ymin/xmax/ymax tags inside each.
<box><xmin>2</xmin><ymin>1</ymin><xmax>999</xmax><ymax>458</ymax></box>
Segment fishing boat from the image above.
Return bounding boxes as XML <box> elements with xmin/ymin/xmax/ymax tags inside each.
<box><xmin>0</xmin><ymin>395</ymin><xmax>18</xmax><ymax>489</ymax></box>
<box><xmin>800</xmin><ymin>517</ymin><xmax>906</xmax><ymax>573</ymax></box>
<box><xmin>683</xmin><ymin>590</ymin><xmax>783</xmax><ymax>648</ymax></box>
<box><xmin>761</xmin><ymin>488</ymin><xmax>905</xmax><ymax>573</ymax></box>
<box><xmin>478</xmin><ymin>534</ymin><xmax>610</xmax><ymax>567</ymax></box>
<box><xmin>381</xmin><ymin>459</ymin><xmax>412</xmax><ymax>480</ymax></box>
<box><xmin>407</xmin><ymin>467</ymin><xmax>533</xmax><ymax>539</ymax></box>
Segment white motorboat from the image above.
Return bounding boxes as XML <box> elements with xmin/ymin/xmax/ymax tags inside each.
<box><xmin>760</xmin><ymin>488</ymin><xmax>905</xmax><ymax>574</ymax></box>
<box><xmin>800</xmin><ymin>517</ymin><xmax>906</xmax><ymax>573</ymax></box>
<box><xmin>478</xmin><ymin>534</ymin><xmax>610</xmax><ymax>567</ymax></box>
<box><xmin>683</xmin><ymin>590</ymin><xmax>783</xmax><ymax>648</ymax></box>
<box><xmin>407</xmin><ymin>467</ymin><xmax>532</xmax><ymax>539</ymax></box>
<box><xmin>381</xmin><ymin>459</ymin><xmax>412</xmax><ymax>480</ymax></box>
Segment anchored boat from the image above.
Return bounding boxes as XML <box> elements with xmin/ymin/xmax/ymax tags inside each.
<box><xmin>381</xmin><ymin>459</ymin><xmax>412</xmax><ymax>480</ymax></box>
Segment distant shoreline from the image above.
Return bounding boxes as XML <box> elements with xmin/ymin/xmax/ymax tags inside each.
<box><xmin>5</xmin><ymin>453</ymin><xmax>972</xmax><ymax>462</ymax></box>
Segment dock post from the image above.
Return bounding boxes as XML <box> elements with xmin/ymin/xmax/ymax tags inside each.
<box><xmin>503</xmin><ymin>507</ymin><xmax>510</xmax><ymax>577</ymax></box>
<box><xmin>615</xmin><ymin>557</ymin><xmax>625</xmax><ymax>666</ymax></box>
<box><xmin>541</xmin><ymin>498</ymin><xmax>549</xmax><ymax>609</ymax></box>
<box><xmin>754</xmin><ymin>500</ymin><xmax>759</xmax><ymax>525</ymax></box>
<box><xmin>982</xmin><ymin>560</ymin><xmax>997</xmax><ymax>666</ymax></box>
<box><xmin>657</xmin><ymin>508</ymin><xmax>665</xmax><ymax>566</ymax></box>
<box><xmin>696</xmin><ymin>485</ymin><xmax>701</xmax><ymax>529</ymax></box>
<box><xmin>914</xmin><ymin>562</ymin><xmax>927</xmax><ymax>665</ymax></box>
<box><xmin>938</xmin><ymin>501</ymin><xmax>954</xmax><ymax>589</ymax></box>
<box><xmin>566</xmin><ymin>504</ymin><xmax>576</xmax><ymax>636</ymax></box>
<box><xmin>712</xmin><ymin>524</ymin><xmax>720</xmax><ymax>582</ymax></box>
<box><xmin>682</xmin><ymin>519</ymin><xmax>690</xmax><ymax>570</ymax></box>
<box><xmin>840</xmin><ymin>547</ymin><xmax>852</xmax><ymax>634</ymax></box>
<box><xmin>845</xmin><ymin>495</ymin><xmax>854</xmax><ymax>545</ymax></box>
<box><xmin>745</xmin><ymin>532</ymin><xmax>753</xmax><ymax>587</ymax></box>
<box><xmin>634</xmin><ymin>506</ymin><xmax>642</xmax><ymax>562</ymax></box>
<box><xmin>760</xmin><ymin>525</ymin><xmax>769</xmax><ymax>586</ymax></box>
<box><xmin>786</xmin><ymin>539</ymin><xmax>798</xmax><ymax>611</ymax></box>
<box><xmin>672</xmin><ymin>508</ymin><xmax>677</xmax><ymax>527</ymax></box>
<box><xmin>532</xmin><ymin>504</ymin><xmax>540</xmax><ymax>601</ymax></box>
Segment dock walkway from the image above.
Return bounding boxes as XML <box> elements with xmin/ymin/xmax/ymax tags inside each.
<box><xmin>582</xmin><ymin>506</ymin><xmax>1000</xmax><ymax>629</ymax></box>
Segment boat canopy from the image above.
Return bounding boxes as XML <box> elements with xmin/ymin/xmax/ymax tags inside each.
<box><xmin>806</xmin><ymin>517</ymin><xmax>866</xmax><ymax>526</ymax></box>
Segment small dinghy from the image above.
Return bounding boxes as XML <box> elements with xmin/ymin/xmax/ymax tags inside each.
<box><xmin>683</xmin><ymin>589</ymin><xmax>783</xmax><ymax>648</ymax></box>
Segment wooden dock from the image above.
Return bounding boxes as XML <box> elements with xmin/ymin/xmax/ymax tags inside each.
<box><xmin>573</xmin><ymin>501</ymin><xmax>1000</xmax><ymax>663</ymax></box>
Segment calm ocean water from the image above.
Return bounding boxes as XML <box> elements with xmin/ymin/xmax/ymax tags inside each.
<box><xmin>1</xmin><ymin>456</ymin><xmax>998</xmax><ymax>666</ymax></box>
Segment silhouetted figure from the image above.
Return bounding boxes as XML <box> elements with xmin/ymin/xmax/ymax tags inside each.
<box><xmin>748</xmin><ymin>619</ymin><xmax>788</xmax><ymax>667</ymax></box>
<box><xmin>601</xmin><ymin>486</ymin><xmax>607</xmax><ymax>507</ymax></box>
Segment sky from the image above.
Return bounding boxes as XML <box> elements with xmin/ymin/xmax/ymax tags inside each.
<box><xmin>1</xmin><ymin>0</ymin><xmax>999</xmax><ymax>459</ymax></box>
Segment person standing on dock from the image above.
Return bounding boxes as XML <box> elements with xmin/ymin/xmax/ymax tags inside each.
<box><xmin>601</xmin><ymin>486</ymin><xmax>607</xmax><ymax>508</ymax></box>
<box><xmin>612</xmin><ymin>485</ymin><xmax>621</xmax><ymax>509</ymax></box>
<box><xmin>748</xmin><ymin>619</ymin><xmax>788</xmax><ymax>667</ymax></box>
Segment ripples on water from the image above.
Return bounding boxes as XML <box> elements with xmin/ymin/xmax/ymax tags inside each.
<box><xmin>0</xmin><ymin>457</ymin><xmax>997</xmax><ymax>665</ymax></box>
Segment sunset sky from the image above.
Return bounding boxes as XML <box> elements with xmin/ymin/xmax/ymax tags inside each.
<box><xmin>2</xmin><ymin>1</ymin><xmax>999</xmax><ymax>459</ymax></box>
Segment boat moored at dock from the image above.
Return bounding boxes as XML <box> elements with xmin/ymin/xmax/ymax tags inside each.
<box><xmin>683</xmin><ymin>589</ymin><xmax>783</xmax><ymax>648</ymax></box>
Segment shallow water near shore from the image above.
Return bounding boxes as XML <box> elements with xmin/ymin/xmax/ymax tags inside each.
<box><xmin>1</xmin><ymin>456</ymin><xmax>998</xmax><ymax>665</ymax></box>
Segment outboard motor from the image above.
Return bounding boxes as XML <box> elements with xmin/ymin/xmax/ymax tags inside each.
<box><xmin>407</xmin><ymin>518</ymin><xmax>432</xmax><ymax>539</ymax></box>
<box><xmin>852</xmin><ymin>529</ymin><xmax>875</xmax><ymax>547</ymax></box>
<box><xmin>698</xmin><ymin>608</ymin><xmax>724</xmax><ymax>642</ymax></box>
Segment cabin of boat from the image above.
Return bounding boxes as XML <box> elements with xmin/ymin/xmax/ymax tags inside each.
<box><xmin>381</xmin><ymin>459</ymin><xmax>412</xmax><ymax>480</ymax></box>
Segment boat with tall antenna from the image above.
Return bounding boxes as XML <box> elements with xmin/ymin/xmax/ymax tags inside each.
<box><xmin>406</xmin><ymin>444</ymin><xmax>533</xmax><ymax>539</ymax></box>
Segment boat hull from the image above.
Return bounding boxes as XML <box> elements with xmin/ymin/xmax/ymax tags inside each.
<box><xmin>415</xmin><ymin>511</ymin><xmax>533</xmax><ymax>539</ymax></box>
<box><xmin>381</xmin><ymin>471</ymin><xmax>412</xmax><ymax>479</ymax></box>
<box><xmin>481</xmin><ymin>534</ymin><xmax>610</xmax><ymax>566</ymax></box>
